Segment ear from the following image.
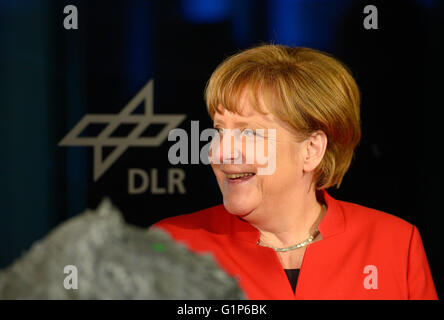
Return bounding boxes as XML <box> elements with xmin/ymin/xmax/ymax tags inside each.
<box><xmin>302</xmin><ymin>130</ymin><xmax>328</xmax><ymax>173</ymax></box>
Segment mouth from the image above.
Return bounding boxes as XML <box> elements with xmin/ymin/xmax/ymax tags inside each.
<box><xmin>225</xmin><ymin>172</ymin><xmax>256</xmax><ymax>183</ymax></box>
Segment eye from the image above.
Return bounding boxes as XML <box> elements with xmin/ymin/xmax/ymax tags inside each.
<box><xmin>242</xmin><ymin>128</ymin><xmax>255</xmax><ymax>137</ymax></box>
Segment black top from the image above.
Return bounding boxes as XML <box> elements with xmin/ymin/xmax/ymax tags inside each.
<box><xmin>284</xmin><ymin>269</ymin><xmax>300</xmax><ymax>293</ymax></box>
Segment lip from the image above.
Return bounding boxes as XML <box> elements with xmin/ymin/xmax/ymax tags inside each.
<box><xmin>221</xmin><ymin>168</ymin><xmax>257</xmax><ymax>175</ymax></box>
<box><xmin>225</xmin><ymin>172</ymin><xmax>256</xmax><ymax>184</ymax></box>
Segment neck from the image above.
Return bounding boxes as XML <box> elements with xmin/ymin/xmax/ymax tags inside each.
<box><xmin>246</xmin><ymin>187</ymin><xmax>325</xmax><ymax>248</ymax></box>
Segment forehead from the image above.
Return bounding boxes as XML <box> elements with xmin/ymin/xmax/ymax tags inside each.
<box><xmin>213</xmin><ymin>88</ymin><xmax>276</xmax><ymax>126</ymax></box>
<box><xmin>213</xmin><ymin>106</ymin><xmax>276</xmax><ymax>128</ymax></box>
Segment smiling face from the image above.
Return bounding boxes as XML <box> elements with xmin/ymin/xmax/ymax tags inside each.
<box><xmin>210</xmin><ymin>88</ymin><xmax>309</xmax><ymax>220</ymax></box>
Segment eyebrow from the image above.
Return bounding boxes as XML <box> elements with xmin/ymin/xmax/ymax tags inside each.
<box><xmin>213</xmin><ymin>120</ymin><xmax>267</xmax><ymax>128</ymax></box>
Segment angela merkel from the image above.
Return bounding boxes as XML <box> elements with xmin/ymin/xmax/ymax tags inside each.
<box><xmin>152</xmin><ymin>44</ymin><xmax>438</xmax><ymax>300</ymax></box>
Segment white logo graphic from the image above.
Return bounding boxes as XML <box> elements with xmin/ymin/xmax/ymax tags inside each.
<box><xmin>59</xmin><ymin>80</ymin><xmax>186</xmax><ymax>181</ymax></box>
<box><xmin>363</xmin><ymin>5</ymin><xmax>378</xmax><ymax>30</ymax></box>
<box><xmin>168</xmin><ymin>122</ymin><xmax>277</xmax><ymax>175</ymax></box>
<box><xmin>63</xmin><ymin>265</ymin><xmax>78</xmax><ymax>290</ymax></box>
<box><xmin>63</xmin><ymin>5</ymin><xmax>78</xmax><ymax>30</ymax></box>
<box><xmin>363</xmin><ymin>265</ymin><xmax>378</xmax><ymax>290</ymax></box>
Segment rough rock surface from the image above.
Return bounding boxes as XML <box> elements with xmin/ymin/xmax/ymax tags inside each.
<box><xmin>0</xmin><ymin>199</ymin><xmax>244</xmax><ymax>300</ymax></box>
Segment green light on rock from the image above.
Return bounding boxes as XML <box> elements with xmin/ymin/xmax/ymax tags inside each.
<box><xmin>152</xmin><ymin>243</ymin><xmax>165</xmax><ymax>252</ymax></box>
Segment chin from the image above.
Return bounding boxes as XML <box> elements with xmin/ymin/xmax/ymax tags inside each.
<box><xmin>223</xmin><ymin>196</ymin><xmax>257</xmax><ymax>217</ymax></box>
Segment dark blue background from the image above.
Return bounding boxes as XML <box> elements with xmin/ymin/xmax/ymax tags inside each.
<box><xmin>0</xmin><ymin>0</ymin><xmax>442</xmax><ymax>298</ymax></box>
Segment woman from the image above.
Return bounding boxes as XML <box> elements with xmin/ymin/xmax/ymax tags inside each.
<box><xmin>152</xmin><ymin>45</ymin><xmax>437</xmax><ymax>300</ymax></box>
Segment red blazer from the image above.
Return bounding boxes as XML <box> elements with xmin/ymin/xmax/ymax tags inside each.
<box><xmin>152</xmin><ymin>190</ymin><xmax>438</xmax><ymax>300</ymax></box>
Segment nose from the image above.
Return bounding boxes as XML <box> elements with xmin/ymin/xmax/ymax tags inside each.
<box><xmin>211</xmin><ymin>129</ymin><xmax>242</xmax><ymax>164</ymax></box>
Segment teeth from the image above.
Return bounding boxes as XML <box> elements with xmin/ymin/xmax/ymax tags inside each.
<box><xmin>226</xmin><ymin>173</ymin><xmax>255</xmax><ymax>179</ymax></box>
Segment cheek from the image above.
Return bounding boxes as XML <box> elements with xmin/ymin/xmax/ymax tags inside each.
<box><xmin>275</xmin><ymin>143</ymin><xmax>303</xmax><ymax>176</ymax></box>
<box><xmin>211</xmin><ymin>165</ymin><xmax>228</xmax><ymax>192</ymax></box>
<box><xmin>211</xmin><ymin>164</ymin><xmax>222</xmax><ymax>180</ymax></box>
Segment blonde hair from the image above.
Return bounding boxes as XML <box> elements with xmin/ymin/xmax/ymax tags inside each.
<box><xmin>204</xmin><ymin>44</ymin><xmax>361</xmax><ymax>189</ymax></box>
